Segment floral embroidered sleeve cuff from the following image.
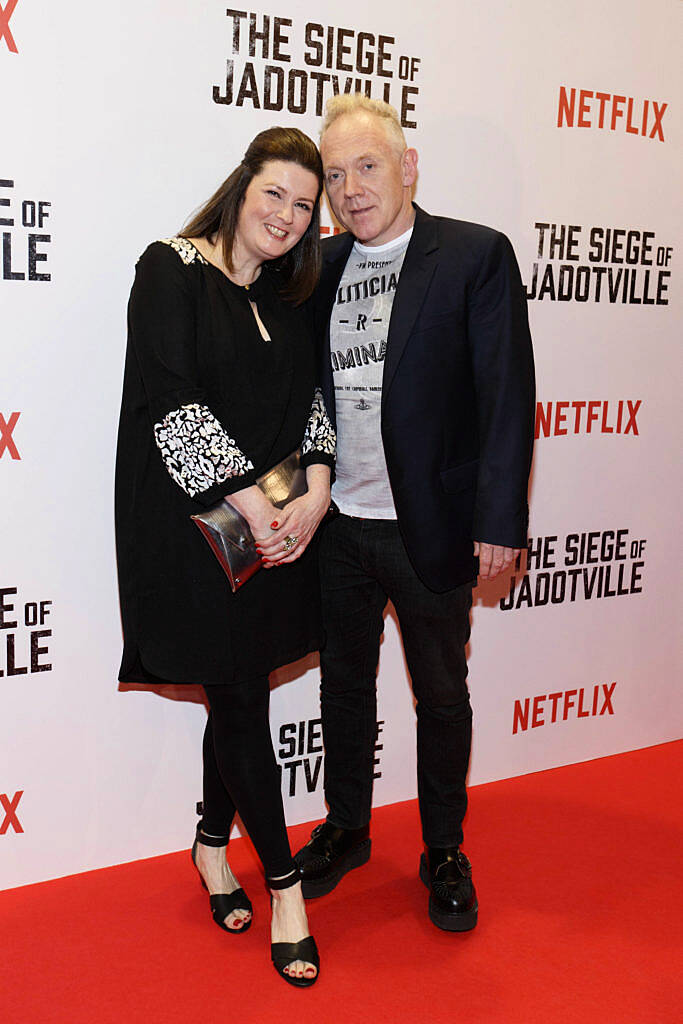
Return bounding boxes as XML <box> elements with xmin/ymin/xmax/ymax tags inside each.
<box><xmin>300</xmin><ymin>388</ymin><xmax>336</xmax><ymax>471</ymax></box>
<box><xmin>153</xmin><ymin>403</ymin><xmax>257</xmax><ymax>505</ymax></box>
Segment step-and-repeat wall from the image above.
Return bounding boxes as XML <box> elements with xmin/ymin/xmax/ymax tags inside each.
<box><xmin>2</xmin><ymin>1</ymin><xmax>681</xmax><ymax>888</ymax></box>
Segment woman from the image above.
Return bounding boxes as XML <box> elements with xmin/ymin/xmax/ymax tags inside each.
<box><xmin>115</xmin><ymin>127</ymin><xmax>335</xmax><ymax>987</ymax></box>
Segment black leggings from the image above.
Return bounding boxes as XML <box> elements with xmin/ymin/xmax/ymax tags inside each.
<box><xmin>200</xmin><ymin>676</ymin><xmax>296</xmax><ymax>879</ymax></box>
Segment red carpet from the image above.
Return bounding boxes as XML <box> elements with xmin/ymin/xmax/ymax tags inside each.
<box><xmin>1</xmin><ymin>741</ymin><xmax>682</xmax><ymax>1023</ymax></box>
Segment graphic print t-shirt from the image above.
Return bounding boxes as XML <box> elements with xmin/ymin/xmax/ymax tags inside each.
<box><xmin>330</xmin><ymin>226</ymin><xmax>413</xmax><ymax>518</ymax></box>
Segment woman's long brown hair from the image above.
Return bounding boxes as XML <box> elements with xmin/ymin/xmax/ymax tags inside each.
<box><xmin>181</xmin><ymin>127</ymin><xmax>323</xmax><ymax>304</ymax></box>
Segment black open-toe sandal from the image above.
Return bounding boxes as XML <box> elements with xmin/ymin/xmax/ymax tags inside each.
<box><xmin>269</xmin><ymin>868</ymin><xmax>320</xmax><ymax>988</ymax></box>
<box><xmin>191</xmin><ymin>824</ymin><xmax>253</xmax><ymax>934</ymax></box>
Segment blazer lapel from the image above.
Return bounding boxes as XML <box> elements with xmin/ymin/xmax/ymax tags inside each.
<box><xmin>382</xmin><ymin>206</ymin><xmax>439</xmax><ymax>413</ymax></box>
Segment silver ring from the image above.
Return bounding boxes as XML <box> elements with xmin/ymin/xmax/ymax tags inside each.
<box><xmin>283</xmin><ymin>534</ymin><xmax>299</xmax><ymax>552</ymax></box>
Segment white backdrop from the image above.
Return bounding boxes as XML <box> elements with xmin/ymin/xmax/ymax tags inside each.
<box><xmin>1</xmin><ymin>0</ymin><xmax>681</xmax><ymax>889</ymax></box>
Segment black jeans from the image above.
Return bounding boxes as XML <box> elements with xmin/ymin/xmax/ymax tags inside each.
<box><xmin>201</xmin><ymin>677</ymin><xmax>296</xmax><ymax>879</ymax></box>
<box><xmin>320</xmin><ymin>515</ymin><xmax>473</xmax><ymax>848</ymax></box>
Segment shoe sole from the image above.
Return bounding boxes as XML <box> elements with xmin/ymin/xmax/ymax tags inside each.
<box><xmin>419</xmin><ymin>855</ymin><xmax>478</xmax><ymax>932</ymax></box>
<box><xmin>300</xmin><ymin>839</ymin><xmax>372</xmax><ymax>899</ymax></box>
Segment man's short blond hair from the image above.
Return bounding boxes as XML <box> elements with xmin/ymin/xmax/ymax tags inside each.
<box><xmin>321</xmin><ymin>94</ymin><xmax>407</xmax><ymax>156</ymax></box>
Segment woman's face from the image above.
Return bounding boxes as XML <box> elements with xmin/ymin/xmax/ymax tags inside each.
<box><xmin>234</xmin><ymin>159</ymin><xmax>319</xmax><ymax>266</ymax></box>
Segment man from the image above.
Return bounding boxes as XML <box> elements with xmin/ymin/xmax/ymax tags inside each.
<box><xmin>295</xmin><ymin>95</ymin><xmax>535</xmax><ymax>931</ymax></box>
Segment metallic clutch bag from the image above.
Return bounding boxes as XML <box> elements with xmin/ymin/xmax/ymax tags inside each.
<box><xmin>191</xmin><ymin>449</ymin><xmax>307</xmax><ymax>592</ymax></box>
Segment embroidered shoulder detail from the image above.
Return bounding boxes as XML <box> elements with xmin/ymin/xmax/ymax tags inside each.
<box><xmin>154</xmin><ymin>403</ymin><xmax>254</xmax><ymax>498</ymax></box>
<box><xmin>301</xmin><ymin>388</ymin><xmax>336</xmax><ymax>457</ymax></box>
<box><xmin>159</xmin><ymin>237</ymin><xmax>208</xmax><ymax>266</ymax></box>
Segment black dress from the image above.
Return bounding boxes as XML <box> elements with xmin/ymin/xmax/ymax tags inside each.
<box><xmin>115</xmin><ymin>237</ymin><xmax>335</xmax><ymax>685</ymax></box>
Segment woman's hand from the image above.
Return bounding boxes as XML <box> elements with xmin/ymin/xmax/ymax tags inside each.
<box><xmin>225</xmin><ymin>485</ymin><xmax>282</xmax><ymax>556</ymax></box>
<box><xmin>261</xmin><ymin>465</ymin><xmax>331</xmax><ymax>567</ymax></box>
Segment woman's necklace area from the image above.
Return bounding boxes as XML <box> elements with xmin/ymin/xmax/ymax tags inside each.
<box><xmin>223</xmin><ymin>258</ymin><xmax>270</xmax><ymax>341</ymax></box>
<box><xmin>221</xmin><ymin>262</ymin><xmax>260</xmax><ymax>291</ymax></box>
<box><xmin>197</xmin><ymin>238</ymin><xmax>258</xmax><ymax>289</ymax></box>
<box><xmin>225</xmin><ymin>265</ymin><xmax>261</xmax><ymax>290</ymax></box>
<box><xmin>196</xmin><ymin>237</ymin><xmax>270</xmax><ymax>340</ymax></box>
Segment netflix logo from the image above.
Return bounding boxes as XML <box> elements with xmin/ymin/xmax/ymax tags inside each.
<box><xmin>0</xmin><ymin>1</ymin><xmax>19</xmax><ymax>54</ymax></box>
<box><xmin>535</xmin><ymin>400</ymin><xmax>640</xmax><ymax>439</ymax></box>
<box><xmin>0</xmin><ymin>790</ymin><xmax>24</xmax><ymax>834</ymax></box>
<box><xmin>0</xmin><ymin>411</ymin><xmax>21</xmax><ymax>460</ymax></box>
<box><xmin>512</xmin><ymin>683</ymin><xmax>616</xmax><ymax>735</ymax></box>
<box><xmin>557</xmin><ymin>87</ymin><xmax>667</xmax><ymax>141</ymax></box>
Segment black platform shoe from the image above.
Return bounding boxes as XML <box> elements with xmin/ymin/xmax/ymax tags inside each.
<box><xmin>419</xmin><ymin>846</ymin><xmax>478</xmax><ymax>932</ymax></box>
<box><xmin>294</xmin><ymin>821</ymin><xmax>371</xmax><ymax>899</ymax></box>
<box><xmin>269</xmin><ymin>868</ymin><xmax>320</xmax><ymax>988</ymax></box>
<box><xmin>191</xmin><ymin>824</ymin><xmax>253</xmax><ymax>934</ymax></box>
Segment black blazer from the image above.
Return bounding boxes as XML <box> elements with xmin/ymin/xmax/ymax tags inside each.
<box><xmin>313</xmin><ymin>204</ymin><xmax>536</xmax><ymax>592</ymax></box>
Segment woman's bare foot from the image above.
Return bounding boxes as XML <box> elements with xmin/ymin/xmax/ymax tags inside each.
<box><xmin>270</xmin><ymin>880</ymin><xmax>317</xmax><ymax>980</ymax></box>
<box><xmin>194</xmin><ymin>840</ymin><xmax>252</xmax><ymax>930</ymax></box>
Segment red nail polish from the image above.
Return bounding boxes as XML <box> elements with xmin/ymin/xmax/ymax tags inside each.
<box><xmin>271</xmin><ymin>521</ymin><xmax>279</xmax><ymax>529</ymax></box>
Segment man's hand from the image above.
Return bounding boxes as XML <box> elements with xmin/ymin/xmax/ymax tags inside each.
<box><xmin>474</xmin><ymin>541</ymin><xmax>520</xmax><ymax>582</ymax></box>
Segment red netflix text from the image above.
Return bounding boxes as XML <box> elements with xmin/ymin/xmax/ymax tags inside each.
<box><xmin>0</xmin><ymin>0</ymin><xmax>19</xmax><ymax>54</ymax></box>
<box><xmin>557</xmin><ymin>88</ymin><xmax>667</xmax><ymax>141</ymax></box>
<box><xmin>513</xmin><ymin>683</ymin><xmax>616</xmax><ymax>734</ymax></box>
<box><xmin>0</xmin><ymin>412</ymin><xmax>21</xmax><ymax>460</ymax></box>
<box><xmin>0</xmin><ymin>790</ymin><xmax>24</xmax><ymax>834</ymax></box>
<box><xmin>535</xmin><ymin>400</ymin><xmax>640</xmax><ymax>439</ymax></box>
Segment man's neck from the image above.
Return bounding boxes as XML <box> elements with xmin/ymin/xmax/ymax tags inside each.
<box><xmin>355</xmin><ymin>202</ymin><xmax>415</xmax><ymax>248</ymax></box>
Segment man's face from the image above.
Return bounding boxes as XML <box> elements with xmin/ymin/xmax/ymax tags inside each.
<box><xmin>321</xmin><ymin>112</ymin><xmax>418</xmax><ymax>246</ymax></box>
